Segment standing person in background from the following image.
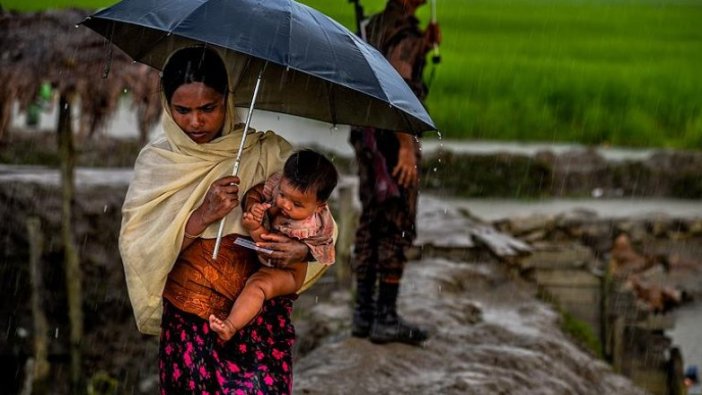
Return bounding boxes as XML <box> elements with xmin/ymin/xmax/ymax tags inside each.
<box><xmin>349</xmin><ymin>0</ymin><xmax>441</xmax><ymax>345</ymax></box>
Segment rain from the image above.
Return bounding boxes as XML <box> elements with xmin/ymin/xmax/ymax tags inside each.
<box><xmin>1</xmin><ymin>0</ymin><xmax>702</xmax><ymax>394</ymax></box>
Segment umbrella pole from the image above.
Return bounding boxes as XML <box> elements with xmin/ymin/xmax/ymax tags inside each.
<box><xmin>212</xmin><ymin>64</ymin><xmax>267</xmax><ymax>260</ymax></box>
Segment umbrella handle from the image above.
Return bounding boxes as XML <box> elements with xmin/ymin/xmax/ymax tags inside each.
<box><xmin>212</xmin><ymin>63</ymin><xmax>267</xmax><ymax>260</ymax></box>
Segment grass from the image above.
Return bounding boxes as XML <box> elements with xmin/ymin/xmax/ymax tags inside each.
<box><xmin>560</xmin><ymin>309</ymin><xmax>603</xmax><ymax>359</ymax></box>
<box><xmin>537</xmin><ymin>287</ymin><xmax>604</xmax><ymax>359</ymax></box>
<box><xmin>5</xmin><ymin>0</ymin><xmax>702</xmax><ymax>148</ymax></box>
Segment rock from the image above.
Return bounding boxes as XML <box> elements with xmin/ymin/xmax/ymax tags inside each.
<box><xmin>518</xmin><ymin>242</ymin><xmax>594</xmax><ymax>270</ymax></box>
<box><xmin>503</xmin><ymin>213</ymin><xmax>555</xmax><ymax>236</ymax></box>
<box><xmin>416</xmin><ymin>196</ymin><xmax>531</xmax><ymax>257</ymax></box>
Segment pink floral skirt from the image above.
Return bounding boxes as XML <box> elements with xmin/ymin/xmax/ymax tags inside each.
<box><xmin>159</xmin><ymin>298</ymin><xmax>295</xmax><ymax>394</ymax></box>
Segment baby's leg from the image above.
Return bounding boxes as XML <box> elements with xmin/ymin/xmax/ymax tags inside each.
<box><xmin>209</xmin><ymin>262</ymin><xmax>307</xmax><ymax>341</ymax></box>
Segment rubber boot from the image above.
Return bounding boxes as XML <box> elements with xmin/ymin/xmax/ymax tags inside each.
<box><xmin>369</xmin><ymin>282</ymin><xmax>428</xmax><ymax>345</ymax></box>
<box><xmin>351</xmin><ymin>271</ymin><xmax>376</xmax><ymax>338</ymax></box>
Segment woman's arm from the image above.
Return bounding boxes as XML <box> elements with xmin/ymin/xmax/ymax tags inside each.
<box><xmin>181</xmin><ymin>175</ymin><xmax>240</xmax><ymax>251</ymax></box>
<box><xmin>181</xmin><ymin>208</ymin><xmax>209</xmax><ymax>251</ymax></box>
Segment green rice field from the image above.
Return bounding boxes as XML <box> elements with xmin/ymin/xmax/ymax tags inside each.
<box><xmin>5</xmin><ymin>0</ymin><xmax>702</xmax><ymax>148</ymax></box>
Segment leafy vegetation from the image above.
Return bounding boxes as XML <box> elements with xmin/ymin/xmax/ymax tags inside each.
<box><xmin>5</xmin><ymin>0</ymin><xmax>702</xmax><ymax>148</ymax></box>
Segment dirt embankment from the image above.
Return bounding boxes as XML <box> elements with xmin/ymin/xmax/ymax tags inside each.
<box><xmin>293</xmin><ymin>258</ymin><xmax>646</xmax><ymax>395</ymax></box>
<box><xmin>5</xmin><ymin>132</ymin><xmax>696</xmax><ymax>393</ymax></box>
<box><xmin>425</xmin><ymin>147</ymin><xmax>702</xmax><ymax>199</ymax></box>
<box><xmin>0</xmin><ymin>173</ymin><xmax>652</xmax><ymax>394</ymax></box>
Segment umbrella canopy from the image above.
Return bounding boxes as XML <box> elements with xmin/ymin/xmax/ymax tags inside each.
<box><xmin>81</xmin><ymin>0</ymin><xmax>435</xmax><ymax>133</ymax></box>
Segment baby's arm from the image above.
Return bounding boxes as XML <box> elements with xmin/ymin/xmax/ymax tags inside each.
<box><xmin>241</xmin><ymin>183</ymin><xmax>271</xmax><ymax>242</ymax></box>
<box><xmin>242</xmin><ymin>202</ymin><xmax>271</xmax><ymax>242</ymax></box>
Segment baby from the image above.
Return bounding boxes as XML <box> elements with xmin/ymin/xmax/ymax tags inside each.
<box><xmin>209</xmin><ymin>149</ymin><xmax>338</xmax><ymax>341</ymax></box>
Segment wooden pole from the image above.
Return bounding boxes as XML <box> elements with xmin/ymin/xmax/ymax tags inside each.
<box><xmin>27</xmin><ymin>217</ymin><xmax>50</xmax><ymax>392</ymax></box>
<box><xmin>58</xmin><ymin>94</ymin><xmax>83</xmax><ymax>391</ymax></box>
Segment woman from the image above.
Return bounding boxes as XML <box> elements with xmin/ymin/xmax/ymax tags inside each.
<box><xmin>119</xmin><ymin>46</ymin><xmax>313</xmax><ymax>393</ymax></box>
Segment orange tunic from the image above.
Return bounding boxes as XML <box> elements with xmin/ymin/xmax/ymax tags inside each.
<box><xmin>162</xmin><ymin>234</ymin><xmax>258</xmax><ymax>320</ymax></box>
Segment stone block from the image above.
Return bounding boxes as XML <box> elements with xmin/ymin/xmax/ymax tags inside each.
<box><xmin>520</xmin><ymin>242</ymin><xmax>594</xmax><ymax>269</ymax></box>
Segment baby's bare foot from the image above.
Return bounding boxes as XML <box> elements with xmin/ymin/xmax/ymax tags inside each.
<box><xmin>209</xmin><ymin>314</ymin><xmax>238</xmax><ymax>341</ymax></box>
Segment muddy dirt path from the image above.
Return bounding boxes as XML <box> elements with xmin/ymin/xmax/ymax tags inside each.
<box><xmin>293</xmin><ymin>257</ymin><xmax>646</xmax><ymax>395</ymax></box>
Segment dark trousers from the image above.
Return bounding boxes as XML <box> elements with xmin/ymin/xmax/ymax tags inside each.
<box><xmin>350</xmin><ymin>129</ymin><xmax>418</xmax><ymax>286</ymax></box>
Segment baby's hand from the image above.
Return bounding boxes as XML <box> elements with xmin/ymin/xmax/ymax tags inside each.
<box><xmin>242</xmin><ymin>212</ymin><xmax>259</xmax><ymax>230</ymax></box>
<box><xmin>242</xmin><ymin>202</ymin><xmax>271</xmax><ymax>230</ymax></box>
<box><xmin>250</xmin><ymin>202</ymin><xmax>271</xmax><ymax>222</ymax></box>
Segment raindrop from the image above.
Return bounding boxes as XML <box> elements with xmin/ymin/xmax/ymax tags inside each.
<box><xmin>132</xmin><ymin>60</ymin><xmax>137</xmax><ymax>64</ymax></box>
<box><xmin>437</xmin><ymin>131</ymin><xmax>442</xmax><ymax>140</ymax></box>
<box><xmin>74</xmin><ymin>24</ymin><xmax>80</xmax><ymax>29</ymax></box>
<box><xmin>63</xmin><ymin>103</ymin><xmax>68</xmax><ymax>110</ymax></box>
<box><xmin>123</xmin><ymin>89</ymin><xmax>128</xmax><ymax>94</ymax></box>
<box><xmin>55</xmin><ymin>328</ymin><xmax>59</xmax><ymax>338</ymax></box>
<box><xmin>432</xmin><ymin>167</ymin><xmax>437</xmax><ymax>172</ymax></box>
<box><xmin>438</xmin><ymin>285</ymin><xmax>442</xmax><ymax>293</ymax></box>
<box><xmin>315</xmin><ymin>296</ymin><xmax>319</xmax><ymax>304</ymax></box>
<box><xmin>401</xmin><ymin>231</ymin><xmax>405</xmax><ymax>238</ymax></box>
<box><xmin>103</xmin><ymin>205</ymin><xmax>108</xmax><ymax>213</ymax></box>
<box><xmin>16</xmin><ymin>327</ymin><xmax>28</xmax><ymax>338</ymax></box>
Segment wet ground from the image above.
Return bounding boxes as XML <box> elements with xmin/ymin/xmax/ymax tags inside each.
<box><xmin>430</xmin><ymin>195</ymin><xmax>702</xmax><ymax>388</ymax></box>
<box><xmin>1</xmin><ymin>163</ymin><xmax>699</xmax><ymax>393</ymax></box>
<box><xmin>292</xmin><ymin>196</ymin><xmax>651</xmax><ymax>395</ymax></box>
<box><xmin>294</xmin><ymin>258</ymin><xmax>646</xmax><ymax>394</ymax></box>
<box><xmin>7</xmin><ymin>106</ymin><xmax>700</xmax><ymax>392</ymax></box>
<box><xmin>295</xmin><ymin>191</ymin><xmax>701</xmax><ymax>394</ymax></box>
<box><xmin>423</xmin><ymin>194</ymin><xmax>702</xmax><ymax>384</ymax></box>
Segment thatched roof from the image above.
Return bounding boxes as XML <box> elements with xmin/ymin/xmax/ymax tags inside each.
<box><xmin>0</xmin><ymin>8</ymin><xmax>161</xmax><ymax>141</ymax></box>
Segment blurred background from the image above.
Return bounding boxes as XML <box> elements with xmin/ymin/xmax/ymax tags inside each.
<box><xmin>1</xmin><ymin>1</ymin><xmax>701</xmax><ymax>395</ymax></box>
<box><xmin>4</xmin><ymin>0</ymin><xmax>702</xmax><ymax>148</ymax></box>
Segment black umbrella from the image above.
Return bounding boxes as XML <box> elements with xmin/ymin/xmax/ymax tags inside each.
<box><xmin>81</xmin><ymin>0</ymin><xmax>436</xmax><ymax>258</ymax></box>
<box><xmin>81</xmin><ymin>0</ymin><xmax>434</xmax><ymax>132</ymax></box>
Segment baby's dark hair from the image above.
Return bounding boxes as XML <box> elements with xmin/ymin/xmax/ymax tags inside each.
<box><xmin>283</xmin><ymin>149</ymin><xmax>338</xmax><ymax>203</ymax></box>
<box><xmin>161</xmin><ymin>47</ymin><xmax>228</xmax><ymax>104</ymax></box>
